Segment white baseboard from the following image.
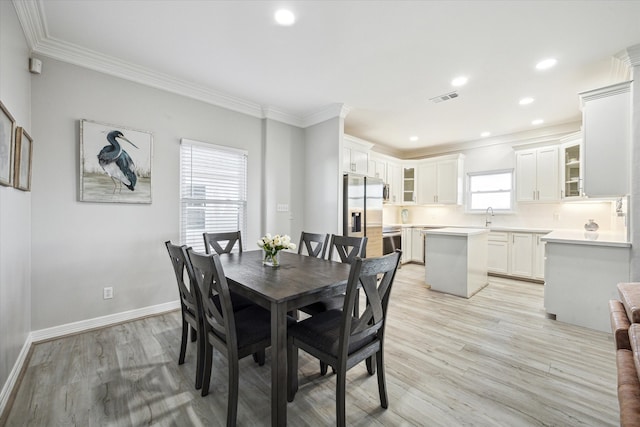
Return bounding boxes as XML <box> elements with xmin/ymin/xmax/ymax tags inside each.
<box><xmin>0</xmin><ymin>300</ymin><xmax>180</xmax><ymax>418</ymax></box>
<box><xmin>0</xmin><ymin>335</ymin><xmax>32</xmax><ymax>418</ymax></box>
<box><xmin>30</xmin><ymin>300</ymin><xmax>181</xmax><ymax>342</ymax></box>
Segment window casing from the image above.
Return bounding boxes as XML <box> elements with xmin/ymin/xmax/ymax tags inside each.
<box><xmin>466</xmin><ymin>169</ymin><xmax>514</xmax><ymax>212</ymax></box>
<box><xmin>180</xmin><ymin>139</ymin><xmax>248</xmax><ymax>252</ymax></box>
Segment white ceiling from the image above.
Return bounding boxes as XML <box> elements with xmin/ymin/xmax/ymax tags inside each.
<box><xmin>14</xmin><ymin>0</ymin><xmax>640</xmax><ymax>154</ymax></box>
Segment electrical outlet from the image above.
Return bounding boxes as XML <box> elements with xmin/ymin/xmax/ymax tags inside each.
<box><xmin>103</xmin><ymin>287</ymin><xmax>113</xmax><ymax>299</ymax></box>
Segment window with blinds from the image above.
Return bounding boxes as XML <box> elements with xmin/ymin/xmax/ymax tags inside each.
<box><xmin>180</xmin><ymin>139</ymin><xmax>248</xmax><ymax>252</ymax></box>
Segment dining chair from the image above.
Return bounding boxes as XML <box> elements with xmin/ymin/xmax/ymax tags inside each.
<box><xmin>164</xmin><ymin>241</ymin><xmax>205</xmax><ymax>389</ymax></box>
<box><xmin>297</xmin><ymin>231</ymin><xmax>329</xmax><ymax>258</ymax></box>
<box><xmin>187</xmin><ymin>249</ymin><xmax>295</xmax><ymax>426</ymax></box>
<box><xmin>287</xmin><ymin>250</ymin><xmax>402</xmax><ymax>427</ymax></box>
<box><xmin>203</xmin><ymin>231</ymin><xmax>243</xmax><ymax>255</ymax></box>
<box><xmin>299</xmin><ymin>234</ymin><xmax>367</xmax><ymax>316</ymax></box>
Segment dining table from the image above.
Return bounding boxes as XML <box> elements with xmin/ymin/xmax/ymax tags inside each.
<box><xmin>217</xmin><ymin>249</ymin><xmax>352</xmax><ymax>426</ymax></box>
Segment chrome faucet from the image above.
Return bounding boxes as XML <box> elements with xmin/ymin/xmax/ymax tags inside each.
<box><xmin>485</xmin><ymin>207</ymin><xmax>494</xmax><ymax>227</ymax></box>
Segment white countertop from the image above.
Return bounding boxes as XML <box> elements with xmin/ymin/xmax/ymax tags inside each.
<box><xmin>385</xmin><ymin>223</ymin><xmax>552</xmax><ymax>234</ymax></box>
<box><xmin>541</xmin><ymin>229</ymin><xmax>631</xmax><ymax>247</ymax></box>
<box><xmin>423</xmin><ymin>227</ymin><xmax>489</xmax><ymax>236</ymax></box>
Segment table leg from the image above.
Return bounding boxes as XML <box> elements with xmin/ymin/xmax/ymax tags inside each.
<box><xmin>271</xmin><ymin>302</ymin><xmax>288</xmax><ymax>426</ymax></box>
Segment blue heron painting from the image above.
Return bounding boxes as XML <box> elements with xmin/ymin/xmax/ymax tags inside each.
<box><xmin>98</xmin><ymin>130</ymin><xmax>138</xmax><ymax>192</ymax></box>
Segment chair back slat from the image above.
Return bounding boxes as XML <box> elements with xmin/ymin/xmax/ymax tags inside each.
<box><xmin>327</xmin><ymin>234</ymin><xmax>367</xmax><ymax>264</ymax></box>
<box><xmin>298</xmin><ymin>232</ymin><xmax>329</xmax><ymax>258</ymax></box>
<box><xmin>203</xmin><ymin>231</ymin><xmax>243</xmax><ymax>255</ymax></box>
<box><xmin>339</xmin><ymin>251</ymin><xmax>401</xmax><ymax>358</ymax></box>
<box><xmin>165</xmin><ymin>241</ymin><xmax>198</xmax><ymax>315</ymax></box>
<box><xmin>188</xmin><ymin>249</ymin><xmax>238</xmax><ymax>349</ymax></box>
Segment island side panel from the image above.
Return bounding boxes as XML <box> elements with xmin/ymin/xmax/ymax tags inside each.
<box><xmin>544</xmin><ymin>241</ymin><xmax>631</xmax><ymax>332</ymax></box>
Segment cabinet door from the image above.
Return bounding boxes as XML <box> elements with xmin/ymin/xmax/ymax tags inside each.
<box><xmin>403</xmin><ymin>167</ymin><xmax>417</xmax><ymax>204</ymax></box>
<box><xmin>436</xmin><ymin>158</ymin><xmax>460</xmax><ymax>204</ymax></box>
<box><xmin>411</xmin><ymin>228</ymin><xmax>424</xmax><ymax>263</ymax></box>
<box><xmin>561</xmin><ymin>140</ymin><xmax>582</xmax><ymax>199</ymax></box>
<box><xmin>536</xmin><ymin>146</ymin><xmax>559</xmax><ymax>202</ymax></box>
<box><xmin>583</xmin><ymin>85</ymin><xmax>631</xmax><ymax>197</ymax></box>
<box><xmin>510</xmin><ymin>233</ymin><xmax>534</xmax><ymax>278</ymax></box>
<box><xmin>388</xmin><ymin>163</ymin><xmax>402</xmax><ymax>204</ymax></box>
<box><xmin>401</xmin><ymin>227</ymin><xmax>412</xmax><ymax>263</ymax></box>
<box><xmin>533</xmin><ymin>234</ymin><xmax>546</xmax><ymax>280</ymax></box>
<box><xmin>343</xmin><ymin>147</ymin><xmax>353</xmax><ymax>173</ymax></box>
<box><xmin>351</xmin><ymin>148</ymin><xmax>369</xmax><ymax>175</ymax></box>
<box><xmin>516</xmin><ymin>150</ymin><xmax>537</xmax><ymax>202</ymax></box>
<box><xmin>417</xmin><ymin>162</ymin><xmax>437</xmax><ymax>204</ymax></box>
<box><xmin>488</xmin><ymin>240</ymin><xmax>510</xmax><ymax>274</ymax></box>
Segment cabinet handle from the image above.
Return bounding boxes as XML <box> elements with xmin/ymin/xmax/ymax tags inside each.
<box><xmin>533</xmin><ymin>190</ymin><xmax>536</xmax><ymax>200</ymax></box>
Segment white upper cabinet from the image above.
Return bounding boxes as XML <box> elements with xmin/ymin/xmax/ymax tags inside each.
<box><xmin>343</xmin><ymin>135</ymin><xmax>373</xmax><ymax>175</ymax></box>
<box><xmin>579</xmin><ymin>81</ymin><xmax>631</xmax><ymax>197</ymax></box>
<box><xmin>515</xmin><ymin>146</ymin><xmax>559</xmax><ymax>202</ymax></box>
<box><xmin>560</xmin><ymin>133</ymin><xmax>583</xmax><ymax>200</ymax></box>
<box><xmin>402</xmin><ymin>164</ymin><xmax>417</xmax><ymax>204</ymax></box>
<box><xmin>387</xmin><ymin>162</ymin><xmax>403</xmax><ymax>205</ymax></box>
<box><xmin>417</xmin><ymin>154</ymin><xmax>464</xmax><ymax>205</ymax></box>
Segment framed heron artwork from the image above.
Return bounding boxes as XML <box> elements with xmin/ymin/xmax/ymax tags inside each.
<box><xmin>80</xmin><ymin>119</ymin><xmax>153</xmax><ymax>203</ymax></box>
<box><xmin>0</xmin><ymin>100</ymin><xmax>16</xmax><ymax>187</ymax></box>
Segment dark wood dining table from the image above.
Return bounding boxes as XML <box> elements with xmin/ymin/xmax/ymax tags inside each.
<box><xmin>217</xmin><ymin>249</ymin><xmax>352</xmax><ymax>426</ymax></box>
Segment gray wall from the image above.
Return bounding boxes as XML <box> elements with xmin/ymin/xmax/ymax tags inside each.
<box><xmin>0</xmin><ymin>0</ymin><xmax>32</xmax><ymax>400</ymax></box>
<box><xmin>29</xmin><ymin>57</ymin><xmax>305</xmax><ymax>330</ymax></box>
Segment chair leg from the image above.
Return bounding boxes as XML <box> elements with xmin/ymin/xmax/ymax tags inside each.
<box><xmin>179</xmin><ymin>318</ymin><xmax>188</xmax><ymax>365</ymax></box>
<box><xmin>252</xmin><ymin>350</ymin><xmax>265</xmax><ymax>366</ymax></box>
<box><xmin>366</xmin><ymin>354</ymin><xmax>376</xmax><ymax>375</ymax></box>
<box><xmin>320</xmin><ymin>361</ymin><xmax>328</xmax><ymax>376</ymax></box>
<box><xmin>195</xmin><ymin>327</ymin><xmax>204</xmax><ymax>390</ymax></box>
<box><xmin>287</xmin><ymin>338</ymin><xmax>298</xmax><ymax>402</ymax></box>
<box><xmin>227</xmin><ymin>357</ymin><xmax>239</xmax><ymax>427</ymax></box>
<box><xmin>201</xmin><ymin>343</ymin><xmax>213</xmax><ymax>397</ymax></box>
<box><xmin>336</xmin><ymin>368</ymin><xmax>347</xmax><ymax>427</ymax></box>
<box><xmin>190</xmin><ymin>325</ymin><xmax>197</xmax><ymax>342</ymax></box>
<box><xmin>376</xmin><ymin>350</ymin><xmax>388</xmax><ymax>409</ymax></box>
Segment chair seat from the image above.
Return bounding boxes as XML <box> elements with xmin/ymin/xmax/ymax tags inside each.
<box><xmin>289</xmin><ymin>309</ymin><xmax>375</xmax><ymax>358</ymax></box>
<box><xmin>212</xmin><ymin>292</ymin><xmax>255</xmax><ymax>313</ymax></box>
<box><xmin>211</xmin><ymin>305</ymin><xmax>297</xmax><ymax>350</ymax></box>
<box><xmin>298</xmin><ymin>295</ymin><xmax>344</xmax><ymax>316</ymax></box>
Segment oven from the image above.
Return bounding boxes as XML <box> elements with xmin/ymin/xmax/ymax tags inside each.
<box><xmin>382</xmin><ymin>226</ymin><xmax>402</xmax><ymax>255</ymax></box>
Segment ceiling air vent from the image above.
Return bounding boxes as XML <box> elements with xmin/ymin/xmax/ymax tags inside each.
<box><xmin>429</xmin><ymin>91</ymin><xmax>459</xmax><ymax>103</ymax></box>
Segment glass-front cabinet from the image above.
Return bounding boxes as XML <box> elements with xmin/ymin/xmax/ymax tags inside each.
<box><xmin>560</xmin><ymin>133</ymin><xmax>583</xmax><ymax>200</ymax></box>
<box><xmin>403</xmin><ymin>165</ymin><xmax>416</xmax><ymax>204</ymax></box>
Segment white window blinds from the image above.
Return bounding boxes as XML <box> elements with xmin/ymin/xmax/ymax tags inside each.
<box><xmin>467</xmin><ymin>169</ymin><xmax>514</xmax><ymax>211</ymax></box>
<box><xmin>180</xmin><ymin>139</ymin><xmax>248</xmax><ymax>252</ymax></box>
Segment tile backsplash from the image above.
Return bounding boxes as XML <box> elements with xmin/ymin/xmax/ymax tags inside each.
<box><xmin>384</xmin><ymin>199</ymin><xmax>627</xmax><ymax>232</ymax></box>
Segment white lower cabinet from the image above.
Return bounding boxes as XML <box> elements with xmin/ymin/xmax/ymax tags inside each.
<box><xmin>487</xmin><ymin>232</ymin><xmax>509</xmax><ymax>274</ymax></box>
<box><xmin>401</xmin><ymin>227</ymin><xmax>412</xmax><ymax>264</ymax></box>
<box><xmin>411</xmin><ymin>228</ymin><xmax>424</xmax><ymax>263</ymax></box>
<box><xmin>487</xmin><ymin>231</ymin><xmax>547</xmax><ymax>280</ymax></box>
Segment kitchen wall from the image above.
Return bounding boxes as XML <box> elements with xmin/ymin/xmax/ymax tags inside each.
<box><xmin>0</xmin><ymin>0</ymin><xmax>32</xmax><ymax>411</ymax></box>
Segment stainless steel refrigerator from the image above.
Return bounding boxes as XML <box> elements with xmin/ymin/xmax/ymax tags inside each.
<box><xmin>343</xmin><ymin>174</ymin><xmax>383</xmax><ymax>258</ymax></box>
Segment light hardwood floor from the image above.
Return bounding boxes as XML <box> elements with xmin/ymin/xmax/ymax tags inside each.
<box><xmin>1</xmin><ymin>264</ymin><xmax>618</xmax><ymax>426</ymax></box>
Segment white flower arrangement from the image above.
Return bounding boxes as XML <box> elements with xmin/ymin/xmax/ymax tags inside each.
<box><xmin>257</xmin><ymin>233</ymin><xmax>296</xmax><ymax>256</ymax></box>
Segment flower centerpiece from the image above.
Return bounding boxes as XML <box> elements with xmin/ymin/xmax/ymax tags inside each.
<box><xmin>257</xmin><ymin>233</ymin><xmax>296</xmax><ymax>268</ymax></box>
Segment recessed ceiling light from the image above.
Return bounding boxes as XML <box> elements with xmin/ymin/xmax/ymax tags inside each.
<box><xmin>536</xmin><ymin>58</ymin><xmax>557</xmax><ymax>70</ymax></box>
<box><xmin>409</xmin><ymin>136</ymin><xmax>419</xmax><ymax>142</ymax></box>
<box><xmin>451</xmin><ymin>76</ymin><xmax>468</xmax><ymax>87</ymax></box>
<box><xmin>532</xmin><ymin>119</ymin><xmax>544</xmax><ymax>125</ymax></box>
<box><xmin>274</xmin><ymin>9</ymin><xmax>295</xmax><ymax>26</ymax></box>
<box><xmin>519</xmin><ymin>97</ymin><xmax>534</xmax><ymax>105</ymax></box>
<box><xmin>480</xmin><ymin>131</ymin><xmax>491</xmax><ymax>138</ymax></box>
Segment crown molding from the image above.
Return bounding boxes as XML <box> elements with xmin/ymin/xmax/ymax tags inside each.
<box><xmin>616</xmin><ymin>43</ymin><xmax>640</xmax><ymax>68</ymax></box>
<box><xmin>13</xmin><ymin>0</ymin><xmax>351</xmax><ymax>129</ymax></box>
<box><xmin>579</xmin><ymin>80</ymin><xmax>632</xmax><ymax>105</ymax></box>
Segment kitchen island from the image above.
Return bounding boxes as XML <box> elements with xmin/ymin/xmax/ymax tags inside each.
<box><xmin>424</xmin><ymin>227</ymin><xmax>489</xmax><ymax>298</ymax></box>
<box><xmin>542</xmin><ymin>229</ymin><xmax>631</xmax><ymax>332</ymax></box>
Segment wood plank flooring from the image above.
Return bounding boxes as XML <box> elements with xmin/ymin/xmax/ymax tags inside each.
<box><xmin>1</xmin><ymin>264</ymin><xmax>618</xmax><ymax>426</ymax></box>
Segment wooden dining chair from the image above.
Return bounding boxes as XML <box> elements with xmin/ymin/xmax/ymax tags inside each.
<box><xmin>164</xmin><ymin>241</ymin><xmax>205</xmax><ymax>390</ymax></box>
<box><xmin>299</xmin><ymin>234</ymin><xmax>367</xmax><ymax>316</ymax></box>
<box><xmin>187</xmin><ymin>249</ymin><xmax>295</xmax><ymax>426</ymax></box>
<box><xmin>287</xmin><ymin>250</ymin><xmax>402</xmax><ymax>427</ymax></box>
<box><xmin>297</xmin><ymin>231</ymin><xmax>329</xmax><ymax>258</ymax></box>
<box><xmin>203</xmin><ymin>231</ymin><xmax>243</xmax><ymax>255</ymax></box>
